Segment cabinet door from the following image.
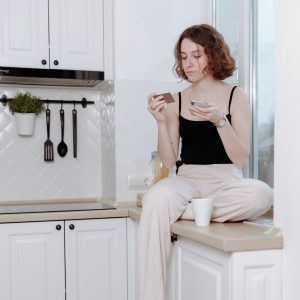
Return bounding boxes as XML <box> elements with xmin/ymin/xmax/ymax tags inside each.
<box><xmin>0</xmin><ymin>0</ymin><xmax>49</xmax><ymax>68</ymax></box>
<box><xmin>0</xmin><ymin>221</ymin><xmax>65</xmax><ymax>300</ymax></box>
<box><xmin>127</xmin><ymin>218</ymin><xmax>137</xmax><ymax>300</ymax></box>
<box><xmin>176</xmin><ymin>237</ymin><xmax>230</xmax><ymax>300</ymax></box>
<box><xmin>49</xmin><ymin>0</ymin><xmax>104</xmax><ymax>71</ymax></box>
<box><xmin>65</xmin><ymin>218</ymin><xmax>127</xmax><ymax>300</ymax></box>
<box><xmin>231</xmin><ymin>250</ymin><xmax>282</xmax><ymax>300</ymax></box>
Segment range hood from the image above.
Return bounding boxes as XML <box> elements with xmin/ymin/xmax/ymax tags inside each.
<box><xmin>0</xmin><ymin>67</ymin><xmax>104</xmax><ymax>87</ymax></box>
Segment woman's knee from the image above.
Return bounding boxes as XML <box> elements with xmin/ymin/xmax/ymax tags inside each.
<box><xmin>142</xmin><ymin>177</ymin><xmax>195</xmax><ymax>211</ymax></box>
<box><xmin>245</xmin><ymin>179</ymin><xmax>273</xmax><ymax>216</ymax></box>
<box><xmin>142</xmin><ymin>179</ymin><xmax>170</xmax><ymax>207</ymax></box>
<box><xmin>142</xmin><ymin>178</ymin><xmax>179</xmax><ymax>206</ymax></box>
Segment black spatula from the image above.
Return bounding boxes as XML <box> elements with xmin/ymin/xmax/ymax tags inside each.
<box><xmin>72</xmin><ymin>105</ymin><xmax>77</xmax><ymax>158</ymax></box>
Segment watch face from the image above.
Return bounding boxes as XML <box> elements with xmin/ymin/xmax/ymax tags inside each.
<box><xmin>213</xmin><ymin>115</ymin><xmax>227</xmax><ymax>128</ymax></box>
<box><xmin>219</xmin><ymin>117</ymin><xmax>226</xmax><ymax>127</ymax></box>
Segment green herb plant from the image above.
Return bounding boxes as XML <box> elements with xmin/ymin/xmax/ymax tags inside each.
<box><xmin>8</xmin><ymin>92</ymin><xmax>45</xmax><ymax>115</ymax></box>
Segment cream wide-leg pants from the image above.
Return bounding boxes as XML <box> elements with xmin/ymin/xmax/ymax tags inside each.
<box><xmin>138</xmin><ymin>164</ymin><xmax>273</xmax><ymax>300</ymax></box>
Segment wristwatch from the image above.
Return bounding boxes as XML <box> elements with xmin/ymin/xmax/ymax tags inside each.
<box><xmin>213</xmin><ymin>114</ymin><xmax>227</xmax><ymax>128</ymax></box>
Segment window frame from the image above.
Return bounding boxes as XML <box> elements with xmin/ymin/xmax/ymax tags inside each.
<box><xmin>212</xmin><ymin>0</ymin><xmax>258</xmax><ymax>179</ymax></box>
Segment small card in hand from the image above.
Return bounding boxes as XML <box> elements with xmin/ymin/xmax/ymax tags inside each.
<box><xmin>154</xmin><ymin>92</ymin><xmax>175</xmax><ymax>103</ymax></box>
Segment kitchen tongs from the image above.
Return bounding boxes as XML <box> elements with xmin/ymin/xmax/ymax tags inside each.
<box><xmin>44</xmin><ymin>106</ymin><xmax>54</xmax><ymax>161</ymax></box>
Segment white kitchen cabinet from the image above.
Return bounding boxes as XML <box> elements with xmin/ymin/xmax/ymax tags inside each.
<box><xmin>0</xmin><ymin>218</ymin><xmax>128</xmax><ymax>300</ymax></box>
<box><xmin>0</xmin><ymin>221</ymin><xmax>65</xmax><ymax>300</ymax></box>
<box><xmin>130</xmin><ymin>219</ymin><xmax>282</xmax><ymax>300</ymax></box>
<box><xmin>65</xmin><ymin>218</ymin><xmax>127</xmax><ymax>300</ymax></box>
<box><xmin>175</xmin><ymin>238</ymin><xmax>231</xmax><ymax>300</ymax></box>
<box><xmin>49</xmin><ymin>0</ymin><xmax>104</xmax><ymax>71</ymax></box>
<box><xmin>127</xmin><ymin>217</ymin><xmax>139</xmax><ymax>300</ymax></box>
<box><xmin>0</xmin><ymin>0</ymin><xmax>49</xmax><ymax>69</ymax></box>
<box><xmin>175</xmin><ymin>237</ymin><xmax>282</xmax><ymax>300</ymax></box>
<box><xmin>0</xmin><ymin>0</ymin><xmax>104</xmax><ymax>71</ymax></box>
<box><xmin>231</xmin><ymin>250</ymin><xmax>282</xmax><ymax>300</ymax></box>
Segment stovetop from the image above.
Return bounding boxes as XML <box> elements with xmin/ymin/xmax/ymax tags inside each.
<box><xmin>0</xmin><ymin>202</ymin><xmax>116</xmax><ymax>214</ymax></box>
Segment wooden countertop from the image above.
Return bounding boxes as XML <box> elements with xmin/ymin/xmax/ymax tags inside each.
<box><xmin>0</xmin><ymin>204</ymin><xmax>129</xmax><ymax>223</ymax></box>
<box><xmin>128</xmin><ymin>207</ymin><xmax>283</xmax><ymax>252</ymax></box>
<box><xmin>0</xmin><ymin>203</ymin><xmax>283</xmax><ymax>252</ymax></box>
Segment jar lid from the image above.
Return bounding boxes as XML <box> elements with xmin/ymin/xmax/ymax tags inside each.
<box><xmin>151</xmin><ymin>151</ymin><xmax>159</xmax><ymax>158</ymax></box>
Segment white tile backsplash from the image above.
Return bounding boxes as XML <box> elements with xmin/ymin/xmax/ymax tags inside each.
<box><xmin>99</xmin><ymin>81</ymin><xmax>116</xmax><ymax>200</ymax></box>
<box><xmin>0</xmin><ymin>85</ymin><xmax>109</xmax><ymax>202</ymax></box>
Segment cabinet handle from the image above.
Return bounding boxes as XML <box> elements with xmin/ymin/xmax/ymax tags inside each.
<box><xmin>69</xmin><ymin>224</ymin><xmax>75</xmax><ymax>230</ymax></box>
<box><xmin>53</xmin><ymin>60</ymin><xmax>59</xmax><ymax>66</ymax></box>
<box><xmin>41</xmin><ymin>59</ymin><xmax>47</xmax><ymax>65</ymax></box>
<box><xmin>56</xmin><ymin>224</ymin><xmax>62</xmax><ymax>231</ymax></box>
<box><xmin>171</xmin><ymin>234</ymin><xmax>177</xmax><ymax>243</ymax></box>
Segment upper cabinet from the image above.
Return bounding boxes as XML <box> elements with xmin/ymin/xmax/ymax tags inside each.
<box><xmin>49</xmin><ymin>0</ymin><xmax>104</xmax><ymax>71</ymax></box>
<box><xmin>0</xmin><ymin>0</ymin><xmax>105</xmax><ymax>71</ymax></box>
<box><xmin>0</xmin><ymin>0</ymin><xmax>49</xmax><ymax>69</ymax></box>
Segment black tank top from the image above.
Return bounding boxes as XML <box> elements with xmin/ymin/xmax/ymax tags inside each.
<box><xmin>178</xmin><ymin>86</ymin><xmax>237</xmax><ymax>166</ymax></box>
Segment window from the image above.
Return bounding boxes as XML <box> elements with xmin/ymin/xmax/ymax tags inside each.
<box><xmin>213</xmin><ymin>0</ymin><xmax>238</xmax><ymax>85</ymax></box>
<box><xmin>213</xmin><ymin>0</ymin><xmax>275</xmax><ymax>187</ymax></box>
<box><xmin>253</xmin><ymin>0</ymin><xmax>275</xmax><ymax>187</ymax></box>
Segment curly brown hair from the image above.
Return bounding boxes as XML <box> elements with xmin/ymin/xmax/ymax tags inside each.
<box><xmin>174</xmin><ymin>24</ymin><xmax>236</xmax><ymax>80</ymax></box>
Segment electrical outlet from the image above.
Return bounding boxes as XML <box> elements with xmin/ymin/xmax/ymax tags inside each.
<box><xmin>127</xmin><ymin>174</ymin><xmax>153</xmax><ymax>190</ymax></box>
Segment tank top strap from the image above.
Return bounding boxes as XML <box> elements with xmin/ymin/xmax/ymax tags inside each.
<box><xmin>178</xmin><ymin>92</ymin><xmax>182</xmax><ymax>114</ymax></box>
<box><xmin>228</xmin><ymin>85</ymin><xmax>238</xmax><ymax>115</ymax></box>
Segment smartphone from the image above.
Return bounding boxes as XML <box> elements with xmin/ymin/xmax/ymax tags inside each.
<box><xmin>154</xmin><ymin>92</ymin><xmax>175</xmax><ymax>103</ymax></box>
<box><xmin>191</xmin><ymin>100</ymin><xmax>209</xmax><ymax>108</ymax></box>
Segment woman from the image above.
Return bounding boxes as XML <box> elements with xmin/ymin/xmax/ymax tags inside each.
<box><xmin>138</xmin><ymin>24</ymin><xmax>272</xmax><ymax>300</ymax></box>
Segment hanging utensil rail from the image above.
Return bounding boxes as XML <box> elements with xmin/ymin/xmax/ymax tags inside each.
<box><xmin>0</xmin><ymin>94</ymin><xmax>94</xmax><ymax>108</ymax></box>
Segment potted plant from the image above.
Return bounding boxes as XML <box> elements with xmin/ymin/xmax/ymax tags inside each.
<box><xmin>8</xmin><ymin>92</ymin><xmax>45</xmax><ymax>136</ymax></box>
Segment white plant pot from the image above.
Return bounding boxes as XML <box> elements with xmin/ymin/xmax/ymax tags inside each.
<box><xmin>14</xmin><ymin>113</ymin><xmax>37</xmax><ymax>136</ymax></box>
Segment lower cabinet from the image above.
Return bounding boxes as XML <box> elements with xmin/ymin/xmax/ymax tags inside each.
<box><xmin>129</xmin><ymin>219</ymin><xmax>282</xmax><ymax>300</ymax></box>
<box><xmin>175</xmin><ymin>238</ymin><xmax>230</xmax><ymax>300</ymax></box>
<box><xmin>174</xmin><ymin>237</ymin><xmax>282</xmax><ymax>300</ymax></box>
<box><xmin>0</xmin><ymin>220</ymin><xmax>65</xmax><ymax>300</ymax></box>
<box><xmin>0</xmin><ymin>218</ymin><xmax>127</xmax><ymax>300</ymax></box>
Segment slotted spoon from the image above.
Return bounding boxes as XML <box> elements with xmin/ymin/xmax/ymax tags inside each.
<box><xmin>44</xmin><ymin>108</ymin><xmax>54</xmax><ymax>161</ymax></box>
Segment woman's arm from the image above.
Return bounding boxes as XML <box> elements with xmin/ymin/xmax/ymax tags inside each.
<box><xmin>148</xmin><ymin>93</ymin><xmax>180</xmax><ymax>169</ymax></box>
<box><xmin>217</xmin><ymin>88</ymin><xmax>250</xmax><ymax>168</ymax></box>
<box><xmin>189</xmin><ymin>87</ymin><xmax>250</xmax><ymax>168</ymax></box>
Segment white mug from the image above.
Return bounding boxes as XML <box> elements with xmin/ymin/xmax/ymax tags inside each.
<box><xmin>192</xmin><ymin>198</ymin><xmax>213</xmax><ymax>226</ymax></box>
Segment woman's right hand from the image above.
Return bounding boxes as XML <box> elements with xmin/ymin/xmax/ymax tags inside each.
<box><xmin>147</xmin><ymin>93</ymin><xmax>167</xmax><ymax>123</ymax></box>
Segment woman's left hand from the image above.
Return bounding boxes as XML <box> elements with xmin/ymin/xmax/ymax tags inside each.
<box><xmin>189</xmin><ymin>102</ymin><xmax>223</xmax><ymax>124</ymax></box>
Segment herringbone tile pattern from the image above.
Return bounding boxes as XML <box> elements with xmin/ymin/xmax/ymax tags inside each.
<box><xmin>0</xmin><ymin>86</ymin><xmax>108</xmax><ymax>202</ymax></box>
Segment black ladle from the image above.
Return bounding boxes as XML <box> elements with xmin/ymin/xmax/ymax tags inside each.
<box><xmin>57</xmin><ymin>106</ymin><xmax>68</xmax><ymax>157</ymax></box>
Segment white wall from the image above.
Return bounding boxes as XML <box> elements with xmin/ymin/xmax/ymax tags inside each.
<box><xmin>114</xmin><ymin>0</ymin><xmax>212</xmax><ymax>81</ymax></box>
<box><xmin>114</xmin><ymin>0</ymin><xmax>213</xmax><ymax>202</ymax></box>
<box><xmin>274</xmin><ymin>1</ymin><xmax>300</xmax><ymax>299</ymax></box>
